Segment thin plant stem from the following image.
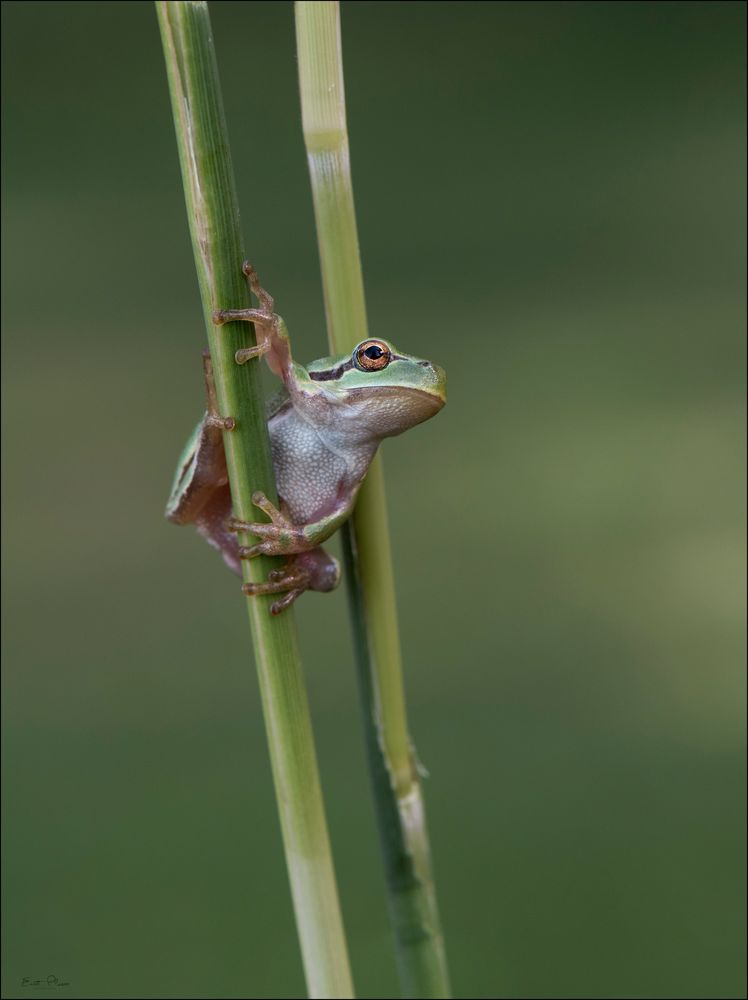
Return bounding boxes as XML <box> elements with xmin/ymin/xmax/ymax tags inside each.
<box><xmin>156</xmin><ymin>4</ymin><xmax>354</xmax><ymax>996</ymax></box>
<box><xmin>295</xmin><ymin>3</ymin><xmax>451</xmax><ymax>997</ymax></box>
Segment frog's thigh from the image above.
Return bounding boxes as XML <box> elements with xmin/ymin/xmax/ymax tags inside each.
<box><xmin>241</xmin><ymin>546</ymin><xmax>340</xmax><ymax>615</ymax></box>
<box><xmin>166</xmin><ymin>415</ymin><xmax>228</xmax><ymax>525</ymax></box>
<box><xmin>297</xmin><ymin>547</ymin><xmax>340</xmax><ymax>593</ymax></box>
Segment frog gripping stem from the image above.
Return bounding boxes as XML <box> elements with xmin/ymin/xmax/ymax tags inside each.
<box><xmin>212</xmin><ymin>263</ymin><xmax>291</xmax><ymax>377</ymax></box>
<box><xmin>241</xmin><ymin>549</ymin><xmax>341</xmax><ymax>614</ymax></box>
<box><xmin>202</xmin><ymin>350</ymin><xmax>236</xmax><ymax>431</ymax></box>
<box><xmin>196</xmin><ymin>260</ymin><xmax>444</xmax><ymax>622</ymax></box>
<box><xmin>241</xmin><ymin>260</ymin><xmax>274</xmax><ymax>314</ymax></box>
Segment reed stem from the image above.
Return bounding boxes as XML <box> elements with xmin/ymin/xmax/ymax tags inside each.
<box><xmin>157</xmin><ymin>5</ymin><xmax>354</xmax><ymax>996</ymax></box>
<box><xmin>295</xmin><ymin>4</ymin><xmax>451</xmax><ymax>996</ymax></box>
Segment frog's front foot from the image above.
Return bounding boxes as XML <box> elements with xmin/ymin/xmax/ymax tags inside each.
<box><xmin>212</xmin><ymin>300</ymin><xmax>275</xmax><ymax>367</ymax></box>
<box><xmin>212</xmin><ymin>310</ymin><xmax>273</xmax><ymax>368</ymax></box>
<box><xmin>212</xmin><ymin>262</ymin><xmax>277</xmax><ymax>340</ymax></box>
<box><xmin>213</xmin><ymin>262</ymin><xmax>292</xmax><ymax>379</ymax></box>
<box><xmin>241</xmin><ymin>549</ymin><xmax>340</xmax><ymax>615</ymax></box>
<box><xmin>228</xmin><ymin>491</ymin><xmax>310</xmax><ymax>557</ymax></box>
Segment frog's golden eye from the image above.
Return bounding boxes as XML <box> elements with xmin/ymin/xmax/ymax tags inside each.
<box><xmin>354</xmin><ymin>339</ymin><xmax>391</xmax><ymax>372</ymax></box>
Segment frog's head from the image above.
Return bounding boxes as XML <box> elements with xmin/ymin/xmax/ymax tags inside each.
<box><xmin>308</xmin><ymin>338</ymin><xmax>446</xmax><ymax>440</ymax></box>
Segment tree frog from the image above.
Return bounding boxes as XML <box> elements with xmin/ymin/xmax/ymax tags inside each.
<box><xmin>166</xmin><ymin>262</ymin><xmax>446</xmax><ymax>614</ymax></box>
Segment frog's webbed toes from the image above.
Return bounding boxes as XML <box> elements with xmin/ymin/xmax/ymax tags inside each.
<box><xmin>240</xmin><ymin>549</ymin><xmax>341</xmax><ymax>615</ymax></box>
<box><xmin>241</xmin><ymin>565</ymin><xmax>309</xmax><ymax>597</ymax></box>
<box><xmin>241</xmin><ymin>561</ymin><xmax>311</xmax><ymax>615</ymax></box>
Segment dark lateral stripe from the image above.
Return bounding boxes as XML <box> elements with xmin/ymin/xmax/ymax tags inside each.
<box><xmin>308</xmin><ymin>353</ymin><xmax>420</xmax><ymax>381</ymax></box>
<box><xmin>309</xmin><ymin>359</ymin><xmax>353</xmax><ymax>381</ymax></box>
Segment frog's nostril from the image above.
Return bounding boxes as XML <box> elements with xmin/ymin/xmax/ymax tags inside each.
<box><xmin>419</xmin><ymin>360</ymin><xmax>431</xmax><ymax>367</ymax></box>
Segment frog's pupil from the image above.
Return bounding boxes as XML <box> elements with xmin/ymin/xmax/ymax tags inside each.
<box><xmin>365</xmin><ymin>346</ymin><xmax>383</xmax><ymax>359</ymax></box>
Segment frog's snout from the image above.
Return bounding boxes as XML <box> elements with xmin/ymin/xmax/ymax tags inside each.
<box><xmin>425</xmin><ymin>361</ymin><xmax>447</xmax><ymax>406</ymax></box>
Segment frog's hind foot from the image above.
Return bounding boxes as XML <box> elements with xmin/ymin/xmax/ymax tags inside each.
<box><xmin>241</xmin><ymin>549</ymin><xmax>341</xmax><ymax>615</ymax></box>
<box><xmin>241</xmin><ymin>565</ymin><xmax>309</xmax><ymax>616</ymax></box>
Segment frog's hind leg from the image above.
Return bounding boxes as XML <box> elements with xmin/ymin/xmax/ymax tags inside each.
<box><xmin>242</xmin><ymin>548</ymin><xmax>341</xmax><ymax>616</ymax></box>
<box><xmin>165</xmin><ymin>352</ymin><xmax>235</xmax><ymax>526</ymax></box>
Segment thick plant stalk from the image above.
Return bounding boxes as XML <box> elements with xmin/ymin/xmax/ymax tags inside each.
<box><xmin>156</xmin><ymin>4</ymin><xmax>354</xmax><ymax>997</ymax></box>
<box><xmin>295</xmin><ymin>3</ymin><xmax>451</xmax><ymax>997</ymax></box>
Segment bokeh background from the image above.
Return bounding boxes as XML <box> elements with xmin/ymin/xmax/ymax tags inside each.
<box><xmin>2</xmin><ymin>2</ymin><xmax>745</xmax><ymax>997</ymax></box>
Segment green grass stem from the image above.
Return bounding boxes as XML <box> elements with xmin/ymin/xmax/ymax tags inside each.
<box><xmin>156</xmin><ymin>4</ymin><xmax>354</xmax><ymax>996</ymax></box>
<box><xmin>295</xmin><ymin>3</ymin><xmax>451</xmax><ymax>996</ymax></box>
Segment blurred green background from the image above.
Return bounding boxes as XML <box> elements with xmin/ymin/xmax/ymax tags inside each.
<box><xmin>2</xmin><ymin>2</ymin><xmax>745</xmax><ymax>997</ymax></box>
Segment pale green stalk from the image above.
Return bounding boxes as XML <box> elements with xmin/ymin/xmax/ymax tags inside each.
<box><xmin>156</xmin><ymin>4</ymin><xmax>353</xmax><ymax>996</ymax></box>
<box><xmin>295</xmin><ymin>4</ymin><xmax>451</xmax><ymax>997</ymax></box>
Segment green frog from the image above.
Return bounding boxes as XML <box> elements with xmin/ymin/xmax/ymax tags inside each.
<box><xmin>166</xmin><ymin>263</ymin><xmax>446</xmax><ymax>614</ymax></box>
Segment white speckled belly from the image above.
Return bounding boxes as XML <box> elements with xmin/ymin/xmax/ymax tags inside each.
<box><xmin>269</xmin><ymin>406</ymin><xmax>365</xmax><ymax>524</ymax></box>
